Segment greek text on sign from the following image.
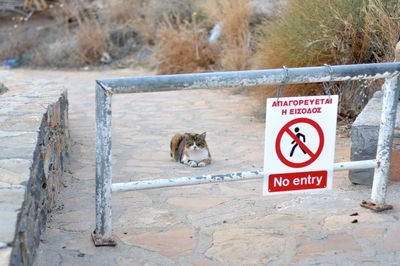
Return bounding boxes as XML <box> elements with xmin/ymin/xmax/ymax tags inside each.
<box><xmin>263</xmin><ymin>95</ymin><xmax>338</xmax><ymax>195</ymax></box>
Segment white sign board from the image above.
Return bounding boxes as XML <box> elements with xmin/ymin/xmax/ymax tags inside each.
<box><xmin>263</xmin><ymin>95</ymin><xmax>338</xmax><ymax>195</ymax></box>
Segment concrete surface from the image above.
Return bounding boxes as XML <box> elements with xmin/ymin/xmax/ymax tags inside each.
<box><xmin>350</xmin><ymin>90</ymin><xmax>400</xmax><ymax>184</ymax></box>
<box><xmin>4</xmin><ymin>68</ymin><xmax>400</xmax><ymax>265</ymax></box>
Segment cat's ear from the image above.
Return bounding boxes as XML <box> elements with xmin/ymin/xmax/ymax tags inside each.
<box><xmin>200</xmin><ymin>132</ymin><xmax>206</xmax><ymax>139</ymax></box>
<box><xmin>184</xmin><ymin>133</ymin><xmax>190</xmax><ymax>140</ymax></box>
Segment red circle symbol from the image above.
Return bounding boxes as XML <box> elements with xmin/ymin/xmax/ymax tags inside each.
<box><xmin>275</xmin><ymin>118</ymin><xmax>324</xmax><ymax>168</ymax></box>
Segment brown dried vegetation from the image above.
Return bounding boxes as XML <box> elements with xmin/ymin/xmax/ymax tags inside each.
<box><xmin>155</xmin><ymin>15</ymin><xmax>217</xmax><ymax>74</ymax></box>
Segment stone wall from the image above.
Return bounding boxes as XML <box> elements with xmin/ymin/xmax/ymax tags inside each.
<box><xmin>0</xmin><ymin>75</ymin><xmax>69</xmax><ymax>266</ymax></box>
<box><xmin>350</xmin><ymin>90</ymin><xmax>400</xmax><ymax>184</ymax></box>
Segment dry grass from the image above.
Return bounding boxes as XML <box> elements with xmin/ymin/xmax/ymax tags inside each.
<box><xmin>254</xmin><ymin>0</ymin><xmax>400</xmax><ymax>119</ymax></box>
<box><xmin>1</xmin><ymin>0</ymin><xmax>398</xmax><ymax>78</ymax></box>
<box><xmin>256</xmin><ymin>0</ymin><xmax>400</xmax><ymax>68</ymax></box>
<box><xmin>2</xmin><ymin>0</ymin><xmax>399</xmax><ymax>122</ymax></box>
<box><xmin>105</xmin><ymin>0</ymin><xmax>153</xmax><ymax>45</ymax></box>
<box><xmin>52</xmin><ymin>0</ymin><xmax>111</xmax><ymax>65</ymax></box>
<box><xmin>34</xmin><ymin>38</ymin><xmax>75</xmax><ymax>67</ymax></box>
<box><xmin>0</xmin><ymin>27</ymin><xmax>40</xmax><ymax>60</ymax></box>
<box><xmin>155</xmin><ymin>15</ymin><xmax>217</xmax><ymax>74</ymax></box>
<box><xmin>202</xmin><ymin>0</ymin><xmax>253</xmax><ymax>70</ymax></box>
<box><xmin>363</xmin><ymin>0</ymin><xmax>400</xmax><ymax>61</ymax></box>
<box><xmin>24</xmin><ymin>0</ymin><xmax>111</xmax><ymax>66</ymax></box>
<box><xmin>204</xmin><ymin>0</ymin><xmax>251</xmax><ymax>44</ymax></box>
<box><xmin>74</xmin><ymin>19</ymin><xmax>110</xmax><ymax>65</ymax></box>
<box><xmin>219</xmin><ymin>35</ymin><xmax>252</xmax><ymax>70</ymax></box>
<box><xmin>106</xmin><ymin>0</ymin><xmax>194</xmax><ymax>45</ymax></box>
<box><xmin>154</xmin><ymin>0</ymin><xmax>254</xmax><ymax>74</ymax></box>
<box><xmin>1</xmin><ymin>0</ymin><xmax>254</xmax><ymax>70</ymax></box>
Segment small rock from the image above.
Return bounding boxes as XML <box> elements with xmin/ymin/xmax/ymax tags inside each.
<box><xmin>0</xmin><ymin>82</ymin><xmax>8</xmax><ymax>95</ymax></box>
<box><xmin>100</xmin><ymin>52</ymin><xmax>112</xmax><ymax>64</ymax></box>
<box><xmin>135</xmin><ymin>47</ymin><xmax>153</xmax><ymax>65</ymax></box>
<box><xmin>337</xmin><ymin>124</ymin><xmax>351</xmax><ymax>137</ymax></box>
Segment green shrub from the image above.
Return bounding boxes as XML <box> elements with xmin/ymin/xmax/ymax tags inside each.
<box><xmin>256</xmin><ymin>0</ymin><xmax>400</xmax><ymax>68</ymax></box>
<box><xmin>255</xmin><ymin>0</ymin><xmax>400</xmax><ymax>119</ymax></box>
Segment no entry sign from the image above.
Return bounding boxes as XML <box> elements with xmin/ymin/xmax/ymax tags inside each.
<box><xmin>263</xmin><ymin>95</ymin><xmax>338</xmax><ymax>195</ymax></box>
<box><xmin>275</xmin><ymin>117</ymin><xmax>324</xmax><ymax>168</ymax></box>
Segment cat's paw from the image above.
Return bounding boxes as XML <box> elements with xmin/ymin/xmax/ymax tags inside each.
<box><xmin>188</xmin><ymin>161</ymin><xmax>198</xmax><ymax>167</ymax></box>
<box><xmin>198</xmin><ymin>162</ymin><xmax>206</xmax><ymax>167</ymax></box>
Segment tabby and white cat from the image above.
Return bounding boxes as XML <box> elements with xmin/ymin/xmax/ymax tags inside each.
<box><xmin>170</xmin><ymin>132</ymin><xmax>211</xmax><ymax>167</ymax></box>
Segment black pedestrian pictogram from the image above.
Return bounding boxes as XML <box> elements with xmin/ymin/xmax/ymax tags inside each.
<box><xmin>290</xmin><ymin>127</ymin><xmax>307</xmax><ymax>157</ymax></box>
<box><xmin>275</xmin><ymin>118</ymin><xmax>324</xmax><ymax>168</ymax></box>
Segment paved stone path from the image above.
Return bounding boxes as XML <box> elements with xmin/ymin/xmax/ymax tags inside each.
<box><xmin>7</xmin><ymin>69</ymin><xmax>400</xmax><ymax>265</ymax></box>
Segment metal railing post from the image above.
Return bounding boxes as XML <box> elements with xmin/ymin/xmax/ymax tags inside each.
<box><xmin>92</xmin><ymin>83</ymin><xmax>115</xmax><ymax>246</ymax></box>
<box><xmin>362</xmin><ymin>74</ymin><xmax>400</xmax><ymax>211</ymax></box>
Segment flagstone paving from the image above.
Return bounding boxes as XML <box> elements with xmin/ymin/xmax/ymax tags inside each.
<box><xmin>4</xmin><ymin>68</ymin><xmax>400</xmax><ymax>265</ymax></box>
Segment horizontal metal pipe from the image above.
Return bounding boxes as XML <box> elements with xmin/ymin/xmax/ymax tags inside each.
<box><xmin>112</xmin><ymin>170</ymin><xmax>263</xmax><ymax>192</ymax></box>
<box><xmin>112</xmin><ymin>159</ymin><xmax>378</xmax><ymax>192</ymax></box>
<box><xmin>333</xmin><ymin>159</ymin><xmax>378</xmax><ymax>171</ymax></box>
<box><xmin>97</xmin><ymin>63</ymin><xmax>400</xmax><ymax>94</ymax></box>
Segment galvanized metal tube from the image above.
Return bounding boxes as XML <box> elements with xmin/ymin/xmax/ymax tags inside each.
<box><xmin>111</xmin><ymin>160</ymin><xmax>378</xmax><ymax>192</ymax></box>
<box><xmin>112</xmin><ymin>170</ymin><xmax>263</xmax><ymax>192</ymax></box>
<box><xmin>333</xmin><ymin>159</ymin><xmax>378</xmax><ymax>171</ymax></box>
<box><xmin>370</xmin><ymin>75</ymin><xmax>400</xmax><ymax>206</ymax></box>
<box><xmin>97</xmin><ymin>63</ymin><xmax>400</xmax><ymax>94</ymax></box>
<box><xmin>95</xmin><ymin>84</ymin><xmax>113</xmax><ymax>242</ymax></box>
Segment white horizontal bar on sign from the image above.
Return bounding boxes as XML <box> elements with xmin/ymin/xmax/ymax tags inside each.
<box><xmin>111</xmin><ymin>159</ymin><xmax>378</xmax><ymax>193</ymax></box>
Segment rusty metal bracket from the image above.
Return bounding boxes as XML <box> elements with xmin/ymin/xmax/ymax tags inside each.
<box><xmin>91</xmin><ymin>230</ymin><xmax>116</xmax><ymax>247</ymax></box>
<box><xmin>360</xmin><ymin>200</ymin><xmax>393</xmax><ymax>212</ymax></box>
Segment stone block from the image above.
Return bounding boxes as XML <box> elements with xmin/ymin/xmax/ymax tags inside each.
<box><xmin>350</xmin><ymin>91</ymin><xmax>400</xmax><ymax>184</ymax></box>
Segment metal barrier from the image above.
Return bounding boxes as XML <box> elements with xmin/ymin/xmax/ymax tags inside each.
<box><xmin>93</xmin><ymin>62</ymin><xmax>400</xmax><ymax>246</ymax></box>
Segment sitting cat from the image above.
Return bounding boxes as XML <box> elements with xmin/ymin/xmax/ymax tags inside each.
<box><xmin>170</xmin><ymin>132</ymin><xmax>211</xmax><ymax>167</ymax></box>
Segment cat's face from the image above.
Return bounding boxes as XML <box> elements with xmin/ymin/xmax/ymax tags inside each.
<box><xmin>185</xmin><ymin>132</ymin><xmax>207</xmax><ymax>151</ymax></box>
